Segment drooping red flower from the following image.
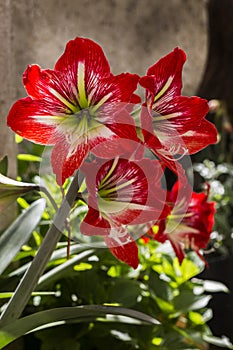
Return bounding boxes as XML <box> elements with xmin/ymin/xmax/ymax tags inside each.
<box><xmin>148</xmin><ymin>182</ymin><xmax>215</xmax><ymax>264</ymax></box>
<box><xmin>80</xmin><ymin>156</ymin><xmax>169</xmax><ymax>268</ymax></box>
<box><xmin>140</xmin><ymin>48</ymin><xmax>218</xmax><ymax>174</ymax></box>
<box><xmin>7</xmin><ymin>37</ymin><xmax>140</xmax><ymax>185</ymax></box>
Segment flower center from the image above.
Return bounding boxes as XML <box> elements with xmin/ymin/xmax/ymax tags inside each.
<box><xmin>75</xmin><ymin>108</ymin><xmax>93</xmax><ymax>123</ymax></box>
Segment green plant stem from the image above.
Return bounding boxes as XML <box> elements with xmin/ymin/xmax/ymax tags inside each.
<box><xmin>0</xmin><ymin>171</ymin><xmax>80</xmax><ymax>327</ymax></box>
<box><xmin>40</xmin><ymin>186</ymin><xmax>58</xmax><ymax>211</ymax></box>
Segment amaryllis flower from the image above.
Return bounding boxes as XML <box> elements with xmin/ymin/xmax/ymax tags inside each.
<box><xmin>140</xmin><ymin>48</ymin><xmax>218</xmax><ymax>174</ymax></box>
<box><xmin>7</xmin><ymin>37</ymin><xmax>140</xmax><ymax>185</ymax></box>
<box><xmin>148</xmin><ymin>182</ymin><xmax>215</xmax><ymax>264</ymax></box>
<box><xmin>0</xmin><ymin>174</ymin><xmax>39</xmax><ymax>214</ymax></box>
<box><xmin>80</xmin><ymin>157</ymin><xmax>169</xmax><ymax>268</ymax></box>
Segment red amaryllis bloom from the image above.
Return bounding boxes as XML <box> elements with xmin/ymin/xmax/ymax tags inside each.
<box><xmin>80</xmin><ymin>157</ymin><xmax>168</xmax><ymax>268</ymax></box>
<box><xmin>148</xmin><ymin>182</ymin><xmax>215</xmax><ymax>264</ymax></box>
<box><xmin>140</xmin><ymin>48</ymin><xmax>218</xmax><ymax>174</ymax></box>
<box><xmin>7</xmin><ymin>37</ymin><xmax>140</xmax><ymax>185</ymax></box>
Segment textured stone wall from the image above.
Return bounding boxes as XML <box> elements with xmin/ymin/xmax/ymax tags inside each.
<box><xmin>0</xmin><ymin>0</ymin><xmax>17</xmax><ymax>177</ymax></box>
<box><xmin>11</xmin><ymin>0</ymin><xmax>208</xmax><ymax>99</ymax></box>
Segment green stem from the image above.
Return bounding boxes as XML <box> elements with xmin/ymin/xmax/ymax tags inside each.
<box><xmin>40</xmin><ymin>186</ymin><xmax>59</xmax><ymax>211</ymax></box>
<box><xmin>0</xmin><ymin>171</ymin><xmax>80</xmax><ymax>327</ymax></box>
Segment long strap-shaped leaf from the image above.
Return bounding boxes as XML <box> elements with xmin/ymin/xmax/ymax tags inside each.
<box><xmin>0</xmin><ymin>171</ymin><xmax>80</xmax><ymax>326</ymax></box>
<box><xmin>0</xmin><ymin>198</ymin><xmax>46</xmax><ymax>275</ymax></box>
<box><xmin>0</xmin><ymin>305</ymin><xmax>160</xmax><ymax>348</ymax></box>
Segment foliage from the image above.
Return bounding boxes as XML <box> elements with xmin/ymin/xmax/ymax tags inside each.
<box><xmin>194</xmin><ymin>160</ymin><xmax>233</xmax><ymax>256</ymax></box>
<box><xmin>0</xmin><ymin>157</ymin><xmax>232</xmax><ymax>349</ymax></box>
<box><xmin>0</xmin><ymin>37</ymin><xmax>232</xmax><ymax>350</ymax></box>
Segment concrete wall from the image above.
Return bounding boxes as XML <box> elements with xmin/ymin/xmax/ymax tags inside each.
<box><xmin>12</xmin><ymin>0</ymin><xmax>208</xmax><ymax>98</ymax></box>
<box><xmin>0</xmin><ymin>1</ymin><xmax>17</xmax><ymax>177</ymax></box>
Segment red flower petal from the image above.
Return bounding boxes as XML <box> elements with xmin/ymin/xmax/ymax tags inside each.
<box><xmin>104</xmin><ymin>233</ymin><xmax>139</xmax><ymax>268</ymax></box>
<box><xmin>23</xmin><ymin>65</ymin><xmax>78</xmax><ymax>111</ymax></box>
<box><xmin>80</xmin><ymin>206</ymin><xmax>111</xmax><ymax>236</ymax></box>
<box><xmin>54</xmin><ymin>37</ymin><xmax>111</xmax><ymax>96</ymax></box>
<box><xmin>140</xmin><ymin>48</ymin><xmax>186</xmax><ymax>106</ymax></box>
<box><xmin>51</xmin><ymin>136</ymin><xmax>89</xmax><ymax>185</ymax></box>
<box><xmin>142</xmin><ymin>96</ymin><xmax>217</xmax><ymax>155</ymax></box>
<box><xmin>7</xmin><ymin>97</ymin><xmax>59</xmax><ymax>144</ymax></box>
<box><xmin>142</xmin><ymin>129</ymin><xmax>188</xmax><ymax>184</ymax></box>
<box><xmin>90</xmin><ymin>104</ymin><xmax>142</xmax><ymax>159</ymax></box>
<box><xmin>153</xmin><ymin>96</ymin><xmax>209</xmax><ymax>131</ymax></box>
<box><xmin>182</xmin><ymin>118</ymin><xmax>218</xmax><ymax>154</ymax></box>
<box><xmin>169</xmin><ymin>239</ymin><xmax>186</xmax><ymax>264</ymax></box>
<box><xmin>91</xmin><ymin>73</ymin><xmax>139</xmax><ymax>105</ymax></box>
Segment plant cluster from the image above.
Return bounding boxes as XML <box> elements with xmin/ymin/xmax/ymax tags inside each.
<box><xmin>0</xmin><ymin>37</ymin><xmax>232</xmax><ymax>349</ymax></box>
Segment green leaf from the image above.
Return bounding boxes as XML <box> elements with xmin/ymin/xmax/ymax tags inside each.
<box><xmin>174</xmin><ymin>291</ymin><xmax>212</xmax><ymax>312</ymax></box>
<box><xmin>0</xmin><ymin>305</ymin><xmax>160</xmax><ymax>348</ymax></box>
<box><xmin>203</xmin><ymin>335</ymin><xmax>233</xmax><ymax>349</ymax></box>
<box><xmin>15</xmin><ymin>135</ymin><xmax>23</xmax><ymax>144</ymax></box>
<box><xmin>203</xmin><ymin>280</ymin><xmax>229</xmax><ymax>293</ymax></box>
<box><xmin>0</xmin><ymin>157</ymin><xmax>8</xmax><ymax>176</ymax></box>
<box><xmin>37</xmin><ymin>250</ymin><xmax>95</xmax><ymax>289</ymax></box>
<box><xmin>0</xmin><ymin>198</ymin><xmax>46</xmax><ymax>275</ymax></box>
<box><xmin>0</xmin><ymin>174</ymin><xmax>39</xmax><ymax>192</ymax></box>
<box><xmin>8</xmin><ymin>244</ymin><xmax>92</xmax><ymax>278</ymax></box>
<box><xmin>17</xmin><ymin>154</ymin><xmax>42</xmax><ymax>162</ymax></box>
<box><xmin>149</xmin><ymin>270</ymin><xmax>172</xmax><ymax>301</ymax></box>
<box><xmin>0</xmin><ymin>291</ymin><xmax>58</xmax><ymax>299</ymax></box>
<box><xmin>108</xmin><ymin>279</ymin><xmax>141</xmax><ymax>307</ymax></box>
<box><xmin>188</xmin><ymin>311</ymin><xmax>205</xmax><ymax>325</ymax></box>
<box><xmin>73</xmin><ymin>262</ymin><xmax>93</xmax><ymax>271</ymax></box>
<box><xmin>154</xmin><ymin>295</ymin><xmax>175</xmax><ymax>313</ymax></box>
<box><xmin>179</xmin><ymin>258</ymin><xmax>201</xmax><ymax>282</ymax></box>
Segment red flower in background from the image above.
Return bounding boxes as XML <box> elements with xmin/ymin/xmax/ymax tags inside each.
<box><xmin>80</xmin><ymin>157</ymin><xmax>169</xmax><ymax>268</ymax></box>
<box><xmin>7</xmin><ymin>37</ymin><xmax>140</xmax><ymax>185</ymax></box>
<box><xmin>148</xmin><ymin>182</ymin><xmax>215</xmax><ymax>264</ymax></box>
<box><xmin>140</xmin><ymin>48</ymin><xmax>218</xmax><ymax>175</ymax></box>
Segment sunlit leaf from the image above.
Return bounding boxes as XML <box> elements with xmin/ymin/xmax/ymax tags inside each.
<box><xmin>174</xmin><ymin>291</ymin><xmax>212</xmax><ymax>312</ymax></box>
<box><xmin>0</xmin><ymin>291</ymin><xmax>58</xmax><ymax>299</ymax></box>
<box><xmin>17</xmin><ymin>154</ymin><xmax>42</xmax><ymax>162</ymax></box>
<box><xmin>203</xmin><ymin>280</ymin><xmax>229</xmax><ymax>293</ymax></box>
<box><xmin>73</xmin><ymin>262</ymin><xmax>93</xmax><ymax>271</ymax></box>
<box><xmin>15</xmin><ymin>135</ymin><xmax>23</xmax><ymax>144</ymax></box>
<box><xmin>203</xmin><ymin>335</ymin><xmax>233</xmax><ymax>349</ymax></box>
<box><xmin>0</xmin><ymin>305</ymin><xmax>160</xmax><ymax>348</ymax></box>
<box><xmin>188</xmin><ymin>311</ymin><xmax>204</xmax><ymax>325</ymax></box>
<box><xmin>17</xmin><ymin>197</ymin><xmax>29</xmax><ymax>209</ymax></box>
<box><xmin>179</xmin><ymin>259</ymin><xmax>200</xmax><ymax>282</ymax></box>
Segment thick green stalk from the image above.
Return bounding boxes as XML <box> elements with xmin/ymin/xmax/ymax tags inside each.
<box><xmin>0</xmin><ymin>171</ymin><xmax>80</xmax><ymax>327</ymax></box>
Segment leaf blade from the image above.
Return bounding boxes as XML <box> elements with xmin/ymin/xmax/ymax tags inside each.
<box><xmin>0</xmin><ymin>198</ymin><xmax>46</xmax><ymax>275</ymax></box>
<box><xmin>0</xmin><ymin>305</ymin><xmax>160</xmax><ymax>348</ymax></box>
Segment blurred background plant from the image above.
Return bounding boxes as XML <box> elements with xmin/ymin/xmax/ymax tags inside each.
<box><xmin>0</xmin><ymin>135</ymin><xmax>232</xmax><ymax>350</ymax></box>
<box><xmin>193</xmin><ymin>159</ymin><xmax>233</xmax><ymax>257</ymax></box>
